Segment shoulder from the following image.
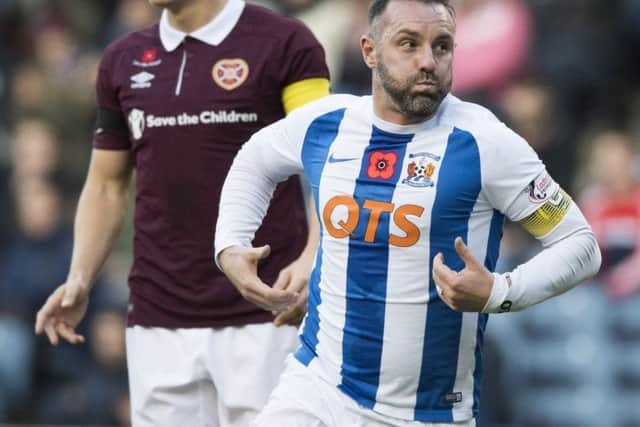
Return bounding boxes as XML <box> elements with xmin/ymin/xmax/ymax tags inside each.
<box><xmin>288</xmin><ymin>94</ymin><xmax>359</xmax><ymax>122</ymax></box>
<box><xmin>275</xmin><ymin>94</ymin><xmax>360</xmax><ymax>138</ymax></box>
<box><xmin>101</xmin><ymin>24</ymin><xmax>160</xmax><ymax>64</ymax></box>
<box><xmin>439</xmin><ymin>95</ymin><xmax>506</xmax><ymax>138</ymax></box>
<box><xmin>439</xmin><ymin>94</ymin><xmax>529</xmax><ymax>154</ymax></box>
<box><xmin>238</xmin><ymin>4</ymin><xmax>318</xmax><ymax>43</ymax></box>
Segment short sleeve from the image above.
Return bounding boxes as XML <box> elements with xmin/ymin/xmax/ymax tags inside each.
<box><xmin>480</xmin><ymin>122</ymin><xmax>547</xmax><ymax>221</ymax></box>
<box><xmin>276</xmin><ymin>18</ymin><xmax>330</xmax><ymax>87</ymax></box>
<box><xmin>93</xmin><ymin>48</ymin><xmax>131</xmax><ymax>150</ymax></box>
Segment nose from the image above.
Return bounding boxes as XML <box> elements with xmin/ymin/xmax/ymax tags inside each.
<box><xmin>417</xmin><ymin>46</ymin><xmax>436</xmax><ymax>72</ymax></box>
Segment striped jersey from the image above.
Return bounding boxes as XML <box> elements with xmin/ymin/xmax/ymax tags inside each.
<box><xmin>216</xmin><ymin>93</ymin><xmax>548</xmax><ymax>422</ymax></box>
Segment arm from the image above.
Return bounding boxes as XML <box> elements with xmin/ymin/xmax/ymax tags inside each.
<box><xmin>270</xmin><ymin>76</ymin><xmax>329</xmax><ymax>326</ymax></box>
<box><xmin>216</xmin><ymin>120</ymin><xmax>306</xmax><ymax>312</ymax></box>
<box><xmin>272</xmin><ymin>196</ymin><xmax>320</xmax><ymax>326</ymax></box>
<box><xmin>483</xmin><ymin>202</ymin><xmax>601</xmax><ymax>312</ymax></box>
<box><xmin>35</xmin><ymin>149</ymin><xmax>132</xmax><ymax>344</ymax></box>
<box><xmin>433</xmin><ymin>122</ymin><xmax>600</xmax><ymax>312</ymax></box>
<box><xmin>433</xmin><ymin>193</ymin><xmax>601</xmax><ymax>313</ymax></box>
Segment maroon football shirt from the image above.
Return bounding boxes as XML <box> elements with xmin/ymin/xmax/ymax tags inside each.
<box><xmin>93</xmin><ymin>3</ymin><xmax>329</xmax><ymax>328</ymax></box>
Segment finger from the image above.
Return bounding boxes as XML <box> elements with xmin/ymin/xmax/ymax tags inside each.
<box><xmin>273</xmin><ymin>275</ymin><xmax>308</xmax><ymax>315</ymax></box>
<box><xmin>263</xmin><ymin>287</ymin><xmax>299</xmax><ymax>310</ymax></box>
<box><xmin>439</xmin><ymin>293</ymin><xmax>457</xmax><ymax>311</ymax></box>
<box><xmin>35</xmin><ymin>296</ymin><xmax>59</xmax><ymax>334</ymax></box>
<box><xmin>244</xmin><ymin>281</ymin><xmax>298</xmax><ymax>311</ymax></box>
<box><xmin>454</xmin><ymin>237</ymin><xmax>479</xmax><ymax>268</ymax></box>
<box><xmin>432</xmin><ymin>253</ymin><xmax>456</xmax><ymax>285</ymax></box>
<box><xmin>57</xmin><ymin>323</ymin><xmax>85</xmax><ymax>344</ymax></box>
<box><xmin>61</xmin><ymin>284</ymin><xmax>78</xmax><ymax>308</ymax></box>
<box><xmin>253</xmin><ymin>244</ymin><xmax>271</xmax><ymax>261</ymax></box>
<box><xmin>274</xmin><ymin>293</ymin><xmax>307</xmax><ymax>326</ymax></box>
<box><xmin>44</xmin><ymin>322</ymin><xmax>59</xmax><ymax>346</ymax></box>
<box><xmin>289</xmin><ymin>275</ymin><xmax>309</xmax><ymax>293</ymax></box>
<box><xmin>274</xmin><ymin>305</ymin><xmax>305</xmax><ymax>327</ymax></box>
<box><xmin>35</xmin><ymin>308</ymin><xmax>48</xmax><ymax>335</ymax></box>
<box><xmin>271</xmin><ymin>270</ymin><xmax>289</xmax><ymax>314</ymax></box>
<box><xmin>272</xmin><ymin>269</ymin><xmax>291</xmax><ymax>291</ymax></box>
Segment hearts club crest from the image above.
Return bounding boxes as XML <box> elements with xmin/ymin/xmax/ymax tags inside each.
<box><xmin>212</xmin><ymin>58</ymin><xmax>249</xmax><ymax>91</ymax></box>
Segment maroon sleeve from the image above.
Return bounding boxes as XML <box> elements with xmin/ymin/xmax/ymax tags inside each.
<box><xmin>93</xmin><ymin>47</ymin><xmax>131</xmax><ymax>150</ymax></box>
<box><xmin>277</xmin><ymin>18</ymin><xmax>330</xmax><ymax>87</ymax></box>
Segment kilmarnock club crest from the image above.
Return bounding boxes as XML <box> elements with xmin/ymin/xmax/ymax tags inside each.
<box><xmin>402</xmin><ymin>152</ymin><xmax>441</xmax><ymax>188</ymax></box>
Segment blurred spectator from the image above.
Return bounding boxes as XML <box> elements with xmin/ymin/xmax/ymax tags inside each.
<box><xmin>328</xmin><ymin>0</ymin><xmax>371</xmax><ymax>95</ymax></box>
<box><xmin>34</xmin><ymin>308</ymin><xmax>129</xmax><ymax>426</ymax></box>
<box><xmin>9</xmin><ymin>63</ymin><xmax>48</xmax><ymax>117</ymax></box>
<box><xmin>107</xmin><ymin>0</ymin><xmax>158</xmax><ymax>40</ymax></box>
<box><xmin>0</xmin><ymin>178</ymin><xmax>71</xmax><ymax>421</ymax></box>
<box><xmin>10</xmin><ymin>118</ymin><xmax>60</xmax><ymax>181</ymax></box>
<box><xmin>281</xmin><ymin>0</ymin><xmax>369</xmax><ymax>91</ymax></box>
<box><xmin>499</xmin><ymin>79</ymin><xmax>576</xmax><ymax>191</ymax></box>
<box><xmin>581</xmin><ymin>131</ymin><xmax>640</xmax><ymax>300</ymax></box>
<box><xmin>451</xmin><ymin>0</ymin><xmax>532</xmax><ymax>101</ymax></box>
<box><xmin>1</xmin><ymin>179</ymin><xmax>71</xmax><ymax>319</ymax></box>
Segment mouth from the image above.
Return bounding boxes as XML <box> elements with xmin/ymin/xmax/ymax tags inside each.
<box><xmin>414</xmin><ymin>80</ymin><xmax>437</xmax><ymax>88</ymax></box>
<box><xmin>412</xmin><ymin>82</ymin><xmax>438</xmax><ymax>97</ymax></box>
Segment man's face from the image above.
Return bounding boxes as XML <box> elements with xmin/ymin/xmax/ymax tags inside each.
<box><xmin>369</xmin><ymin>1</ymin><xmax>455</xmax><ymax>121</ymax></box>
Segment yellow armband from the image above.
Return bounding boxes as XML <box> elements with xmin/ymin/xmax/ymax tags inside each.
<box><xmin>520</xmin><ymin>188</ymin><xmax>572</xmax><ymax>237</ymax></box>
<box><xmin>282</xmin><ymin>78</ymin><xmax>330</xmax><ymax>114</ymax></box>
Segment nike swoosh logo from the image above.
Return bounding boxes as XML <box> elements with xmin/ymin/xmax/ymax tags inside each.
<box><xmin>328</xmin><ymin>153</ymin><xmax>358</xmax><ymax>163</ymax></box>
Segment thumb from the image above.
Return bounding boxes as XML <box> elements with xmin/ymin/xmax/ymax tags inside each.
<box><xmin>61</xmin><ymin>283</ymin><xmax>79</xmax><ymax>307</ymax></box>
<box><xmin>454</xmin><ymin>237</ymin><xmax>478</xmax><ymax>268</ymax></box>
<box><xmin>254</xmin><ymin>244</ymin><xmax>271</xmax><ymax>261</ymax></box>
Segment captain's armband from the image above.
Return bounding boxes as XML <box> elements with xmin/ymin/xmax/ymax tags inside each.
<box><xmin>520</xmin><ymin>187</ymin><xmax>572</xmax><ymax>237</ymax></box>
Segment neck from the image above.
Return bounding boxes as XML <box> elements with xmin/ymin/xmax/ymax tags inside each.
<box><xmin>166</xmin><ymin>0</ymin><xmax>227</xmax><ymax>33</ymax></box>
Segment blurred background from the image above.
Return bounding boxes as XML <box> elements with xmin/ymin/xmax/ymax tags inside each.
<box><xmin>0</xmin><ymin>0</ymin><xmax>638</xmax><ymax>425</ymax></box>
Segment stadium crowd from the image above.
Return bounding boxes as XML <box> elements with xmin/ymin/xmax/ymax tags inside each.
<box><xmin>0</xmin><ymin>0</ymin><xmax>638</xmax><ymax>425</ymax></box>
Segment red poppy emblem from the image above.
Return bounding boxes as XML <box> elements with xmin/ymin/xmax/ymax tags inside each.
<box><xmin>367</xmin><ymin>151</ymin><xmax>398</xmax><ymax>179</ymax></box>
<box><xmin>142</xmin><ymin>49</ymin><xmax>157</xmax><ymax>63</ymax></box>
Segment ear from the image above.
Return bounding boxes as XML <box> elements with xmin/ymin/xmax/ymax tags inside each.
<box><xmin>361</xmin><ymin>35</ymin><xmax>377</xmax><ymax>70</ymax></box>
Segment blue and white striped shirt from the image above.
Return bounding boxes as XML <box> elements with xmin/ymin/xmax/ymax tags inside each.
<box><xmin>216</xmin><ymin>93</ymin><xmax>546</xmax><ymax>422</ymax></box>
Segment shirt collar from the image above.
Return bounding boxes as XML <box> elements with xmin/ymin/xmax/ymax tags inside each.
<box><xmin>369</xmin><ymin>94</ymin><xmax>451</xmax><ymax>134</ymax></box>
<box><xmin>159</xmin><ymin>0</ymin><xmax>245</xmax><ymax>52</ymax></box>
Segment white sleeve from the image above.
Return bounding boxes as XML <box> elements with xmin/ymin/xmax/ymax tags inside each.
<box><xmin>480</xmin><ymin>122</ymin><xmax>546</xmax><ymax>222</ymax></box>
<box><xmin>479</xmin><ymin>122</ymin><xmax>601</xmax><ymax>313</ymax></box>
<box><xmin>214</xmin><ymin>119</ymin><xmax>303</xmax><ymax>267</ymax></box>
<box><xmin>483</xmin><ymin>203</ymin><xmax>601</xmax><ymax>312</ymax></box>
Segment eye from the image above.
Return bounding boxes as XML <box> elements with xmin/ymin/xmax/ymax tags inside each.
<box><xmin>434</xmin><ymin>40</ymin><xmax>452</xmax><ymax>54</ymax></box>
<box><xmin>399</xmin><ymin>39</ymin><xmax>417</xmax><ymax>49</ymax></box>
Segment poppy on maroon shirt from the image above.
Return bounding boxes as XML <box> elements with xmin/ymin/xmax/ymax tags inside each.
<box><xmin>93</xmin><ymin>4</ymin><xmax>329</xmax><ymax>328</ymax></box>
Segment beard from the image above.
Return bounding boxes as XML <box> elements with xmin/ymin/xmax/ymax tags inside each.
<box><xmin>376</xmin><ymin>56</ymin><xmax>451</xmax><ymax>121</ymax></box>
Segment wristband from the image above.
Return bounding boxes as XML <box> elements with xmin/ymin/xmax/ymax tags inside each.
<box><xmin>482</xmin><ymin>273</ymin><xmax>512</xmax><ymax>313</ymax></box>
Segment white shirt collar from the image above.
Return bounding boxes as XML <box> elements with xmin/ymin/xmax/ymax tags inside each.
<box><xmin>159</xmin><ymin>0</ymin><xmax>245</xmax><ymax>52</ymax></box>
<box><xmin>368</xmin><ymin>94</ymin><xmax>451</xmax><ymax>135</ymax></box>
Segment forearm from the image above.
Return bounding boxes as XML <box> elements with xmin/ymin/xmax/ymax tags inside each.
<box><xmin>297</xmin><ymin>197</ymin><xmax>320</xmax><ymax>267</ymax></box>
<box><xmin>215</xmin><ymin>122</ymin><xmax>303</xmax><ymax>267</ymax></box>
<box><xmin>484</xmin><ymin>205</ymin><xmax>602</xmax><ymax>312</ymax></box>
<box><xmin>67</xmin><ymin>180</ymin><xmax>130</xmax><ymax>287</ymax></box>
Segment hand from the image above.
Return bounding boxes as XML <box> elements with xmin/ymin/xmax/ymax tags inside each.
<box><xmin>219</xmin><ymin>245</ymin><xmax>300</xmax><ymax>312</ymax></box>
<box><xmin>272</xmin><ymin>258</ymin><xmax>311</xmax><ymax>327</ymax></box>
<box><xmin>432</xmin><ymin>237</ymin><xmax>494</xmax><ymax>312</ymax></box>
<box><xmin>35</xmin><ymin>277</ymin><xmax>90</xmax><ymax>345</ymax></box>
